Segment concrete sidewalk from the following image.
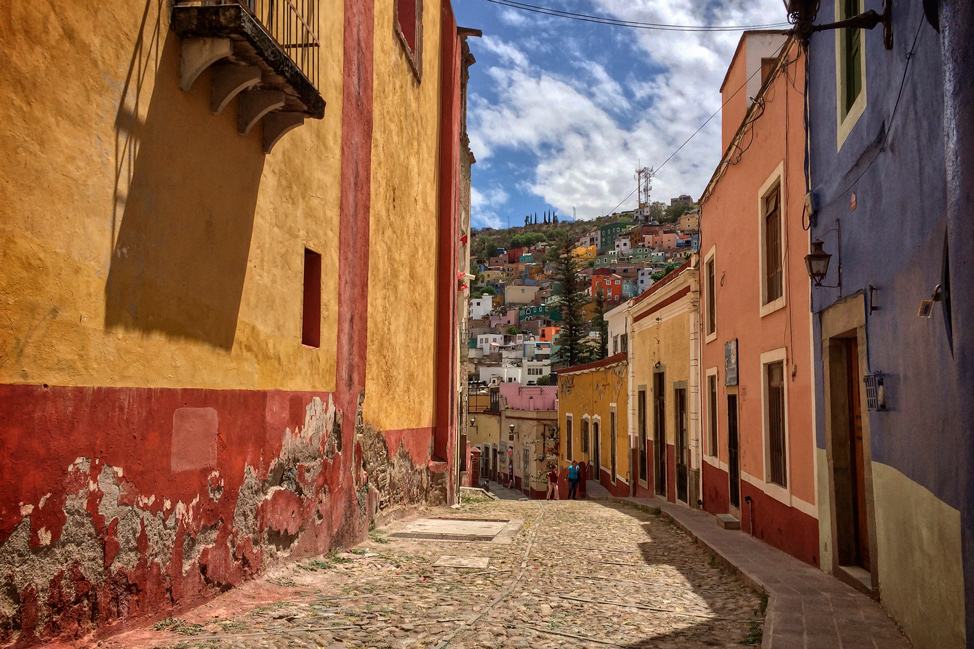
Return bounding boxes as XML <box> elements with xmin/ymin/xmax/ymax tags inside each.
<box><xmin>608</xmin><ymin>496</ymin><xmax>911</xmax><ymax>649</ymax></box>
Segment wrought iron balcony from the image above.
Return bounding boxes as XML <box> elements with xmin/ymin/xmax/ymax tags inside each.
<box><xmin>171</xmin><ymin>1</ymin><xmax>325</xmax><ymax>153</ymax></box>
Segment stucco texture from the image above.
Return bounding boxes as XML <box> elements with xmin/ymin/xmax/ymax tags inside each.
<box><xmin>872</xmin><ymin>462</ymin><xmax>964</xmax><ymax>649</ymax></box>
<box><xmin>558</xmin><ymin>361</ymin><xmax>629</xmax><ymax>488</ymax></box>
<box><xmin>699</xmin><ymin>39</ymin><xmax>816</xmax><ymax>514</ymax></box>
<box><xmin>0</xmin><ymin>1</ymin><xmax>342</xmax><ymax>392</ymax></box>
<box><xmin>363</xmin><ymin>0</ymin><xmax>442</xmax><ymax>431</ymax></box>
<box><xmin>629</xmin><ymin>276</ymin><xmax>694</xmax><ymax>499</ymax></box>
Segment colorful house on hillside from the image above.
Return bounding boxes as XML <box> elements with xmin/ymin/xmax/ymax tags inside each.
<box><xmin>599</xmin><ymin>222</ymin><xmax>631</xmax><ymax>252</ymax></box>
<box><xmin>559</xmin><ymin>354</ymin><xmax>629</xmax><ymax>496</ymax></box>
<box><xmin>698</xmin><ymin>33</ymin><xmax>817</xmax><ymax>566</ymax></box>
<box><xmin>0</xmin><ymin>1</ymin><xmax>478</xmax><ymax>643</ymax></box>
<box><xmin>539</xmin><ymin>326</ymin><xmax>560</xmax><ymax>343</ymax></box>
<box><xmin>592</xmin><ymin>274</ymin><xmax>623</xmax><ymax>303</ymax></box>
<box><xmin>572</xmin><ymin>244</ymin><xmax>597</xmax><ymax>261</ymax></box>
<box><xmin>625</xmin><ymin>259</ymin><xmax>700</xmax><ymax>504</ymax></box>
<box><xmin>799</xmin><ymin>2</ymin><xmax>972</xmax><ymax>646</ymax></box>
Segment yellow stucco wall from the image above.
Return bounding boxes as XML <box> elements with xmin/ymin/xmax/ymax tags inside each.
<box><xmin>630</xmin><ymin>310</ymin><xmax>691</xmax><ymax>450</ymax></box>
<box><xmin>362</xmin><ymin>0</ymin><xmax>444</xmax><ymax>431</ymax></box>
<box><xmin>572</xmin><ymin>245</ymin><xmax>596</xmax><ymax>260</ymax></box>
<box><xmin>871</xmin><ymin>463</ymin><xmax>965</xmax><ymax>649</ymax></box>
<box><xmin>0</xmin><ymin>2</ymin><xmax>343</xmax><ymax>391</ymax></box>
<box><xmin>558</xmin><ymin>362</ymin><xmax>629</xmax><ymax>482</ymax></box>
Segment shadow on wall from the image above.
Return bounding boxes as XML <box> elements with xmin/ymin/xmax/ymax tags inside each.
<box><xmin>105</xmin><ymin>0</ymin><xmax>265</xmax><ymax>350</ymax></box>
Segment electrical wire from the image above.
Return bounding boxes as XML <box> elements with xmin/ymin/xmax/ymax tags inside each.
<box><xmin>479</xmin><ymin>0</ymin><xmax>791</xmax><ymax>32</ymax></box>
<box><xmin>599</xmin><ymin>37</ymin><xmax>791</xmax><ymax>217</ymax></box>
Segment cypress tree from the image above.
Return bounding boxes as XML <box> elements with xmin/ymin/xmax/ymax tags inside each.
<box><xmin>552</xmin><ymin>251</ymin><xmax>591</xmax><ymax>367</ymax></box>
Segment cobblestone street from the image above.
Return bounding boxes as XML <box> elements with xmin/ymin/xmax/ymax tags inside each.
<box><xmin>91</xmin><ymin>498</ymin><xmax>764</xmax><ymax>649</ymax></box>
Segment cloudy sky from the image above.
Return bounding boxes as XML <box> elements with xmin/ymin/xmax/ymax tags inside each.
<box><xmin>453</xmin><ymin>0</ymin><xmax>788</xmax><ymax>229</ymax></box>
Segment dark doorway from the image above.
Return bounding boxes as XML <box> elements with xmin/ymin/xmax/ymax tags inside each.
<box><xmin>675</xmin><ymin>387</ymin><xmax>688</xmax><ymax>503</ymax></box>
<box><xmin>592</xmin><ymin>420</ymin><xmax>601</xmax><ymax>484</ymax></box>
<box><xmin>845</xmin><ymin>337</ymin><xmax>870</xmax><ymax>570</ymax></box>
<box><xmin>727</xmin><ymin>393</ymin><xmax>740</xmax><ymax>509</ymax></box>
<box><xmin>638</xmin><ymin>388</ymin><xmax>648</xmax><ymax>484</ymax></box>
<box><xmin>653</xmin><ymin>372</ymin><xmax>667</xmax><ymax>498</ymax></box>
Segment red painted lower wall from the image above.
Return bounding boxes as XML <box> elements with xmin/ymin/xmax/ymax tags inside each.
<box><xmin>740</xmin><ymin>481</ymin><xmax>820</xmax><ymax>567</ymax></box>
<box><xmin>700</xmin><ymin>461</ymin><xmax>818</xmax><ymax>566</ymax></box>
<box><xmin>702</xmin><ymin>460</ymin><xmax>730</xmax><ymax>515</ymax></box>
<box><xmin>0</xmin><ymin>384</ymin><xmax>436</xmax><ymax>646</ymax></box>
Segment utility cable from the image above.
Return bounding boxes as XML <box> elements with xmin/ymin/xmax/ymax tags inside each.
<box><xmin>480</xmin><ymin>0</ymin><xmax>790</xmax><ymax>32</ymax></box>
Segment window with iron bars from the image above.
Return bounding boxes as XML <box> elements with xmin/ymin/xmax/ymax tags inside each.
<box><xmin>766</xmin><ymin>361</ymin><xmax>787</xmax><ymax>487</ymax></box>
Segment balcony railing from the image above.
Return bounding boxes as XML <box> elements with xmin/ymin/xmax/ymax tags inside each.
<box><xmin>175</xmin><ymin>0</ymin><xmax>320</xmax><ymax>93</ymax></box>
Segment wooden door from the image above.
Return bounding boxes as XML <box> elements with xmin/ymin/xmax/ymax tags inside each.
<box><xmin>727</xmin><ymin>394</ymin><xmax>740</xmax><ymax>509</ymax></box>
<box><xmin>675</xmin><ymin>388</ymin><xmax>688</xmax><ymax>503</ymax></box>
<box><xmin>846</xmin><ymin>338</ymin><xmax>870</xmax><ymax>570</ymax></box>
<box><xmin>653</xmin><ymin>373</ymin><xmax>667</xmax><ymax>497</ymax></box>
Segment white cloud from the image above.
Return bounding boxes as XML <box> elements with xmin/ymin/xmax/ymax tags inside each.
<box><xmin>478</xmin><ymin>35</ymin><xmax>530</xmax><ymax>69</ymax></box>
<box><xmin>466</xmin><ymin>0</ymin><xmax>785</xmax><ymax>221</ymax></box>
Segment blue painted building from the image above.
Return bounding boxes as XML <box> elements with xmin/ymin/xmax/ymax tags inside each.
<box><xmin>802</xmin><ymin>2</ymin><xmax>972</xmax><ymax>646</ymax></box>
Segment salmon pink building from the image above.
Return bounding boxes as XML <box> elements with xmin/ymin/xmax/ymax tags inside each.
<box><xmin>697</xmin><ymin>33</ymin><xmax>819</xmax><ymax>566</ymax></box>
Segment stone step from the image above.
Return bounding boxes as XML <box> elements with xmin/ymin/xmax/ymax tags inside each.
<box><xmin>716</xmin><ymin>513</ymin><xmax>740</xmax><ymax>530</ymax></box>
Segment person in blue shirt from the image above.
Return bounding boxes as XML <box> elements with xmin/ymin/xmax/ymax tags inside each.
<box><xmin>567</xmin><ymin>460</ymin><xmax>580</xmax><ymax>500</ymax></box>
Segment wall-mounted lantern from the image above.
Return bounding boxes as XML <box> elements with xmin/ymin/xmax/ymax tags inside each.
<box><xmin>804</xmin><ymin>240</ymin><xmax>833</xmax><ymax>286</ymax></box>
<box><xmin>508</xmin><ymin>424</ymin><xmax>515</xmax><ymax>441</ymax></box>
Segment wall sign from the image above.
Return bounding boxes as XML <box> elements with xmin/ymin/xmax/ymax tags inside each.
<box><xmin>724</xmin><ymin>339</ymin><xmax>738</xmax><ymax>386</ymax></box>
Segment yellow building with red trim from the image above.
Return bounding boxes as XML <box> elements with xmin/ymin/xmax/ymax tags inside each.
<box><xmin>0</xmin><ymin>1</ymin><xmax>477</xmax><ymax>642</ymax></box>
<box><xmin>558</xmin><ymin>353</ymin><xmax>630</xmax><ymax>496</ymax></box>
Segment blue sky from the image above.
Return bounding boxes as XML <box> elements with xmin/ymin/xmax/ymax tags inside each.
<box><xmin>453</xmin><ymin>0</ymin><xmax>786</xmax><ymax>229</ymax></box>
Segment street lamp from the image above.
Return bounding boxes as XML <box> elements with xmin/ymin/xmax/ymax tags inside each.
<box><xmin>508</xmin><ymin>424</ymin><xmax>515</xmax><ymax>441</ymax></box>
<box><xmin>804</xmin><ymin>240</ymin><xmax>833</xmax><ymax>286</ymax></box>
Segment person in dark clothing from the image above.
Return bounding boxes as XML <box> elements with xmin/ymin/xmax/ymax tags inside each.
<box><xmin>567</xmin><ymin>460</ymin><xmax>580</xmax><ymax>500</ymax></box>
<box><xmin>547</xmin><ymin>466</ymin><xmax>559</xmax><ymax>500</ymax></box>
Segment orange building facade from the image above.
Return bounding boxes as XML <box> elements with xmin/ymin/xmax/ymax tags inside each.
<box><xmin>698</xmin><ymin>33</ymin><xmax>819</xmax><ymax>565</ymax></box>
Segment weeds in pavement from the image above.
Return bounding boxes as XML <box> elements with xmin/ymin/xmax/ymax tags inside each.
<box><xmin>269</xmin><ymin>577</ymin><xmax>297</xmax><ymax>587</ymax></box>
<box><xmin>298</xmin><ymin>551</ymin><xmax>354</xmax><ymax>572</ymax></box>
<box><xmin>741</xmin><ymin>619</ymin><xmax>763</xmax><ymax>645</ymax></box>
<box><xmin>153</xmin><ymin>618</ymin><xmax>204</xmax><ymax>635</ymax></box>
<box><xmin>368</xmin><ymin>529</ymin><xmax>390</xmax><ymax>544</ymax></box>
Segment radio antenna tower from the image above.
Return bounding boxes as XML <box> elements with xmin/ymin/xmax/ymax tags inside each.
<box><xmin>636</xmin><ymin>166</ymin><xmax>654</xmax><ymax>209</ymax></box>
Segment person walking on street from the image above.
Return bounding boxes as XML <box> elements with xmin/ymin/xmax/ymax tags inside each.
<box><xmin>567</xmin><ymin>460</ymin><xmax>580</xmax><ymax>500</ymax></box>
<box><xmin>547</xmin><ymin>465</ymin><xmax>559</xmax><ymax>500</ymax></box>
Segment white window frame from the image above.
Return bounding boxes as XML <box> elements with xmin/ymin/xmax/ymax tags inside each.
<box><xmin>703</xmin><ymin>245</ymin><xmax>717</xmax><ymax>343</ymax></box>
<box><xmin>834</xmin><ymin>0</ymin><xmax>867</xmax><ymax>151</ymax></box>
<box><xmin>758</xmin><ymin>162</ymin><xmax>787</xmax><ymax>318</ymax></box>
<box><xmin>760</xmin><ymin>347</ymin><xmax>790</xmax><ymax>504</ymax></box>
<box><xmin>565</xmin><ymin>413</ymin><xmax>574</xmax><ymax>461</ymax></box>
<box><xmin>705</xmin><ymin>367</ymin><xmax>719</xmax><ymax>459</ymax></box>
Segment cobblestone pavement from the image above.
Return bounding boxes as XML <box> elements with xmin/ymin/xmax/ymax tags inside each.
<box><xmin>91</xmin><ymin>499</ymin><xmax>765</xmax><ymax>649</ymax></box>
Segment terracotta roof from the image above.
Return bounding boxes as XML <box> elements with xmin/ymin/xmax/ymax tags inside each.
<box><xmin>559</xmin><ymin>352</ymin><xmax>627</xmax><ymax>375</ymax></box>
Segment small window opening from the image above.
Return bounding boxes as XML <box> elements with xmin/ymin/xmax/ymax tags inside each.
<box><xmin>302</xmin><ymin>248</ymin><xmax>321</xmax><ymax>348</ymax></box>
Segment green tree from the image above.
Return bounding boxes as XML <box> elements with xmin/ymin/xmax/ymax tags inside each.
<box><xmin>472</xmin><ymin>285</ymin><xmax>497</xmax><ymax>298</ymax></box>
<box><xmin>662</xmin><ymin>202</ymin><xmax>693</xmax><ymax>223</ymax></box>
<box><xmin>552</xmin><ymin>252</ymin><xmax>591</xmax><ymax>367</ymax></box>
<box><xmin>507</xmin><ymin>325</ymin><xmax>519</xmax><ymax>335</ymax></box>
<box><xmin>475</xmin><ymin>234</ymin><xmax>496</xmax><ymax>259</ymax></box>
<box><xmin>651</xmin><ymin>263</ymin><xmax>678</xmax><ymax>282</ymax></box>
<box><xmin>591</xmin><ymin>290</ymin><xmax>608</xmax><ymax>360</ymax></box>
